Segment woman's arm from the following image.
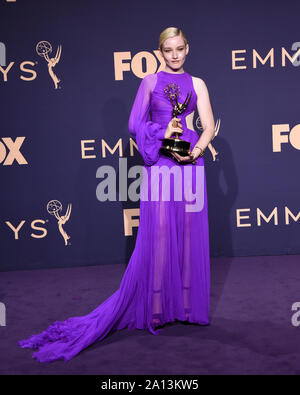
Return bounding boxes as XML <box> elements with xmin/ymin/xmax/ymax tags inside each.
<box><xmin>172</xmin><ymin>77</ymin><xmax>215</xmax><ymax>163</ymax></box>
<box><xmin>192</xmin><ymin>77</ymin><xmax>215</xmax><ymax>153</ymax></box>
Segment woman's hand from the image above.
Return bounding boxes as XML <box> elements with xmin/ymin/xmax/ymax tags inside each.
<box><xmin>164</xmin><ymin>117</ymin><xmax>183</xmax><ymax>139</ymax></box>
<box><xmin>171</xmin><ymin>151</ymin><xmax>194</xmax><ymax>163</ymax></box>
<box><xmin>171</xmin><ymin>146</ymin><xmax>205</xmax><ymax>164</ymax></box>
<box><xmin>190</xmin><ymin>145</ymin><xmax>205</xmax><ymax>161</ymax></box>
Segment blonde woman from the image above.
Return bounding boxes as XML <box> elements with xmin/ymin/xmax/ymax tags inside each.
<box><xmin>18</xmin><ymin>27</ymin><xmax>215</xmax><ymax>363</ymax></box>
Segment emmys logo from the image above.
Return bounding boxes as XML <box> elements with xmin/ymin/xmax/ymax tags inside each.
<box><xmin>272</xmin><ymin>124</ymin><xmax>300</xmax><ymax>152</ymax></box>
<box><xmin>232</xmin><ymin>43</ymin><xmax>300</xmax><ymax>70</ymax></box>
<box><xmin>0</xmin><ymin>137</ymin><xmax>28</xmax><ymax>166</ymax></box>
<box><xmin>80</xmin><ymin>119</ymin><xmax>221</xmax><ymax>163</ymax></box>
<box><xmin>291</xmin><ymin>302</ymin><xmax>300</xmax><ymax>327</ymax></box>
<box><xmin>0</xmin><ymin>41</ymin><xmax>61</xmax><ymax>86</ymax></box>
<box><xmin>0</xmin><ymin>42</ymin><xmax>37</xmax><ymax>83</ymax></box>
<box><xmin>236</xmin><ymin>206</ymin><xmax>300</xmax><ymax>227</ymax></box>
<box><xmin>0</xmin><ymin>302</ymin><xmax>6</xmax><ymax>327</ymax></box>
<box><xmin>47</xmin><ymin>200</ymin><xmax>71</xmax><ymax>246</ymax></box>
<box><xmin>5</xmin><ymin>220</ymin><xmax>47</xmax><ymax>239</ymax></box>
<box><xmin>36</xmin><ymin>41</ymin><xmax>62</xmax><ymax>89</ymax></box>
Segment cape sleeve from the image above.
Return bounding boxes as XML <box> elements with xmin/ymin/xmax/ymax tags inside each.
<box><xmin>128</xmin><ymin>73</ymin><xmax>166</xmax><ymax>166</ymax></box>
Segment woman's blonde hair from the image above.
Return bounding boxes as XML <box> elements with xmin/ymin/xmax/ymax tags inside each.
<box><xmin>158</xmin><ymin>27</ymin><xmax>188</xmax><ymax>52</ymax></box>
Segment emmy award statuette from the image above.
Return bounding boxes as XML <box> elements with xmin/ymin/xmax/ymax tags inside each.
<box><xmin>160</xmin><ymin>83</ymin><xmax>196</xmax><ymax>163</ymax></box>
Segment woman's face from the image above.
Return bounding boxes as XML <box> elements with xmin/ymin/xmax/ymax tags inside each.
<box><xmin>160</xmin><ymin>35</ymin><xmax>189</xmax><ymax>72</ymax></box>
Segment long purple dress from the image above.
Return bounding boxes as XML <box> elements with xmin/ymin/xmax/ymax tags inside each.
<box><xmin>18</xmin><ymin>70</ymin><xmax>210</xmax><ymax>363</ymax></box>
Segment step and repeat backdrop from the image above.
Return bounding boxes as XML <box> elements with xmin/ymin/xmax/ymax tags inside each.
<box><xmin>1</xmin><ymin>0</ymin><xmax>299</xmax><ymax>271</ymax></box>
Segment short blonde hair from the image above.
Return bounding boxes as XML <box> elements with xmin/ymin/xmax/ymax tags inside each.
<box><xmin>158</xmin><ymin>27</ymin><xmax>188</xmax><ymax>52</ymax></box>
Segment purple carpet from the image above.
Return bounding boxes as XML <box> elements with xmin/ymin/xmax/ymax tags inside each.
<box><xmin>0</xmin><ymin>254</ymin><xmax>300</xmax><ymax>374</ymax></box>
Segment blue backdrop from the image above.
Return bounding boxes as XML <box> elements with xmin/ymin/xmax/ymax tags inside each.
<box><xmin>1</xmin><ymin>0</ymin><xmax>299</xmax><ymax>271</ymax></box>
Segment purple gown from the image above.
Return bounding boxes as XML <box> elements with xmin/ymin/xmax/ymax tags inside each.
<box><xmin>18</xmin><ymin>70</ymin><xmax>210</xmax><ymax>362</ymax></box>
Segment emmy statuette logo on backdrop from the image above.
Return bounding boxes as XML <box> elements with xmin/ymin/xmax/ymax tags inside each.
<box><xmin>195</xmin><ymin>117</ymin><xmax>221</xmax><ymax>161</ymax></box>
<box><xmin>36</xmin><ymin>41</ymin><xmax>62</xmax><ymax>89</ymax></box>
<box><xmin>47</xmin><ymin>200</ymin><xmax>72</xmax><ymax>246</ymax></box>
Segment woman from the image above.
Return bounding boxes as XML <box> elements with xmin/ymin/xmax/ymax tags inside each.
<box><xmin>129</xmin><ymin>27</ymin><xmax>215</xmax><ymax>328</ymax></box>
<box><xmin>18</xmin><ymin>27</ymin><xmax>215</xmax><ymax>363</ymax></box>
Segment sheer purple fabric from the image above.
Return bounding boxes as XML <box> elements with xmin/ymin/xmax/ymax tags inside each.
<box><xmin>18</xmin><ymin>70</ymin><xmax>210</xmax><ymax>363</ymax></box>
<box><xmin>128</xmin><ymin>73</ymin><xmax>166</xmax><ymax>166</ymax></box>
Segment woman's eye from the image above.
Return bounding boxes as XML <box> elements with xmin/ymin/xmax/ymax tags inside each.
<box><xmin>165</xmin><ymin>48</ymin><xmax>184</xmax><ymax>52</ymax></box>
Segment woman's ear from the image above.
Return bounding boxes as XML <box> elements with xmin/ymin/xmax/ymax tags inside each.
<box><xmin>186</xmin><ymin>43</ymin><xmax>189</xmax><ymax>55</ymax></box>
